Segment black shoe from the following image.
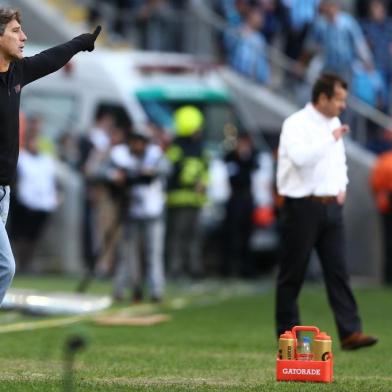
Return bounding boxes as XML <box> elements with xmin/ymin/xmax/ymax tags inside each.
<box><xmin>112</xmin><ymin>294</ymin><xmax>125</xmax><ymax>303</ymax></box>
<box><xmin>150</xmin><ymin>296</ymin><xmax>163</xmax><ymax>304</ymax></box>
<box><xmin>132</xmin><ymin>288</ymin><xmax>143</xmax><ymax>304</ymax></box>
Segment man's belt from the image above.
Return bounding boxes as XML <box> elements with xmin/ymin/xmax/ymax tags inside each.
<box><xmin>284</xmin><ymin>195</ymin><xmax>337</xmax><ymax>204</ymax></box>
<box><xmin>306</xmin><ymin>195</ymin><xmax>337</xmax><ymax>204</ymax></box>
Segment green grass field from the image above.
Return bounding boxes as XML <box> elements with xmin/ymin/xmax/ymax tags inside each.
<box><xmin>0</xmin><ymin>276</ymin><xmax>391</xmax><ymax>391</ymax></box>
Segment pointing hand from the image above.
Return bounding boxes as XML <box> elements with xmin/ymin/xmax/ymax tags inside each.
<box><xmin>83</xmin><ymin>25</ymin><xmax>102</xmax><ymax>52</ymax></box>
<box><xmin>92</xmin><ymin>25</ymin><xmax>102</xmax><ymax>41</ymax></box>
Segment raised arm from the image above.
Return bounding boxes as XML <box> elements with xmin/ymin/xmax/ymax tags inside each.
<box><xmin>20</xmin><ymin>26</ymin><xmax>101</xmax><ymax>87</ymax></box>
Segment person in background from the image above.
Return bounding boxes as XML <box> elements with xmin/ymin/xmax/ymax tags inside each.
<box><xmin>134</xmin><ymin>0</ymin><xmax>175</xmax><ymax>51</ymax></box>
<box><xmin>79</xmin><ymin>111</ymin><xmax>114</xmax><ymax>172</ymax></box>
<box><xmin>76</xmin><ymin>110</ymin><xmax>115</xmax><ymax>285</ymax></box>
<box><xmin>276</xmin><ymin>73</ymin><xmax>378</xmax><ymax>350</ymax></box>
<box><xmin>166</xmin><ymin>106</ymin><xmax>209</xmax><ymax>280</ymax></box>
<box><xmin>87</xmin><ymin>0</ymin><xmax>133</xmax><ymax>39</ymax></box>
<box><xmin>93</xmin><ymin>124</ymin><xmax>130</xmax><ymax>278</ymax></box>
<box><xmin>370</xmin><ymin>149</ymin><xmax>392</xmax><ymax>285</ymax></box>
<box><xmin>356</xmin><ymin>0</ymin><xmax>392</xmax><ymax>18</ymax></box>
<box><xmin>112</xmin><ymin>0</ymin><xmax>134</xmax><ymax>39</ymax></box>
<box><xmin>0</xmin><ymin>6</ymin><xmax>101</xmax><ymax>303</ymax></box>
<box><xmin>351</xmin><ymin>61</ymin><xmax>385</xmax><ymax>110</ymax></box>
<box><xmin>351</xmin><ymin>60</ymin><xmax>385</xmax><ymax>142</ymax></box>
<box><xmin>361</xmin><ymin>0</ymin><xmax>392</xmax><ymax>112</ymax></box>
<box><xmin>367</xmin><ymin>127</ymin><xmax>392</xmax><ymax>154</ymax></box>
<box><xmin>304</xmin><ymin>0</ymin><xmax>373</xmax><ymax>83</ymax></box>
<box><xmin>148</xmin><ymin>122</ymin><xmax>172</xmax><ymax>152</ymax></box>
<box><xmin>10</xmin><ymin>127</ymin><xmax>59</xmax><ymax>272</ymax></box>
<box><xmin>218</xmin><ymin>0</ymin><xmax>249</xmax><ymax>27</ymax></box>
<box><xmin>221</xmin><ymin>132</ymin><xmax>259</xmax><ymax>277</ymax></box>
<box><xmin>110</xmin><ymin>129</ymin><xmax>168</xmax><ymax>303</ymax></box>
<box><xmin>24</xmin><ymin>115</ymin><xmax>56</xmax><ymax>155</ymax></box>
<box><xmin>224</xmin><ymin>5</ymin><xmax>270</xmax><ymax>84</ymax></box>
<box><xmin>56</xmin><ymin>132</ymin><xmax>79</xmax><ymax>169</ymax></box>
<box><xmin>259</xmin><ymin>0</ymin><xmax>285</xmax><ymax>45</ymax></box>
<box><xmin>281</xmin><ymin>0</ymin><xmax>320</xmax><ymax>61</ymax></box>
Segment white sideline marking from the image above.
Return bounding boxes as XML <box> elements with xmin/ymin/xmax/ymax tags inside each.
<box><xmin>0</xmin><ymin>303</ymin><xmax>159</xmax><ymax>334</ymax></box>
<box><xmin>0</xmin><ymin>280</ymin><xmax>263</xmax><ymax>333</ymax></box>
<box><xmin>0</xmin><ymin>316</ymin><xmax>84</xmax><ymax>333</ymax></box>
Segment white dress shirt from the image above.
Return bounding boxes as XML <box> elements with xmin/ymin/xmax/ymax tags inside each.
<box><xmin>277</xmin><ymin>103</ymin><xmax>348</xmax><ymax>197</ymax></box>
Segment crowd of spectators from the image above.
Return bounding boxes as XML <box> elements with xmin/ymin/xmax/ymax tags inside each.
<box><xmin>87</xmin><ymin>0</ymin><xmax>189</xmax><ymax>51</ymax></box>
<box><xmin>216</xmin><ymin>0</ymin><xmax>392</xmax><ymax>149</ymax></box>
<box><xmin>83</xmin><ymin>0</ymin><xmax>392</xmax><ymax>112</ymax></box>
<box><xmin>82</xmin><ymin>0</ymin><xmax>392</xmax><ymax>148</ymax></box>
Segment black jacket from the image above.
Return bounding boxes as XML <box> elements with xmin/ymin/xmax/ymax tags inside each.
<box><xmin>0</xmin><ymin>34</ymin><xmax>94</xmax><ymax>185</ymax></box>
<box><xmin>224</xmin><ymin>149</ymin><xmax>259</xmax><ymax>196</ymax></box>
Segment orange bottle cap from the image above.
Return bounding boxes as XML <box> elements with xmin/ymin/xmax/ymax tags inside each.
<box><xmin>280</xmin><ymin>331</ymin><xmax>294</xmax><ymax>339</ymax></box>
<box><xmin>315</xmin><ymin>332</ymin><xmax>331</xmax><ymax>340</ymax></box>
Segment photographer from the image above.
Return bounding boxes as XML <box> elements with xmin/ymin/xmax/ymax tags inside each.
<box><xmin>108</xmin><ymin>128</ymin><xmax>169</xmax><ymax>303</ymax></box>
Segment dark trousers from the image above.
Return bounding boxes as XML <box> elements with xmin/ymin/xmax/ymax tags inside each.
<box><xmin>166</xmin><ymin>207</ymin><xmax>203</xmax><ymax>278</ymax></box>
<box><xmin>275</xmin><ymin>197</ymin><xmax>362</xmax><ymax>340</ymax></box>
<box><xmin>221</xmin><ymin>193</ymin><xmax>254</xmax><ymax>277</ymax></box>
<box><xmin>283</xmin><ymin>25</ymin><xmax>310</xmax><ymax>61</ymax></box>
<box><xmin>381</xmin><ymin>213</ymin><xmax>392</xmax><ymax>284</ymax></box>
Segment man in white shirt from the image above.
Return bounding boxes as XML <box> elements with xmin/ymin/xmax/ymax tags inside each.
<box><xmin>276</xmin><ymin>73</ymin><xmax>378</xmax><ymax>350</ymax></box>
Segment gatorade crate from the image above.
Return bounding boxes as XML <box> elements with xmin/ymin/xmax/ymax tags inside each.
<box><xmin>276</xmin><ymin>326</ymin><xmax>333</xmax><ymax>383</ymax></box>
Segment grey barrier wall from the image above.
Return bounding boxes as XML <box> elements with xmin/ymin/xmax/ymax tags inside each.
<box><xmin>344</xmin><ymin>143</ymin><xmax>382</xmax><ymax>280</ymax></box>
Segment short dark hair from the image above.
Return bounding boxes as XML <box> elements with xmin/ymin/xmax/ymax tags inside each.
<box><xmin>0</xmin><ymin>7</ymin><xmax>21</xmax><ymax>36</ymax></box>
<box><xmin>311</xmin><ymin>73</ymin><xmax>348</xmax><ymax>104</ymax></box>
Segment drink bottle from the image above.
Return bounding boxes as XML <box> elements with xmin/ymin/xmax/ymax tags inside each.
<box><xmin>278</xmin><ymin>331</ymin><xmax>295</xmax><ymax>360</ymax></box>
<box><xmin>313</xmin><ymin>332</ymin><xmax>332</xmax><ymax>361</ymax></box>
<box><xmin>297</xmin><ymin>336</ymin><xmax>313</xmax><ymax>360</ymax></box>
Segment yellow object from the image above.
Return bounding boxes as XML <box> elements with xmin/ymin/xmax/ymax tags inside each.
<box><xmin>278</xmin><ymin>331</ymin><xmax>295</xmax><ymax>360</ymax></box>
<box><xmin>174</xmin><ymin>106</ymin><xmax>204</xmax><ymax>137</ymax></box>
<box><xmin>313</xmin><ymin>332</ymin><xmax>332</xmax><ymax>361</ymax></box>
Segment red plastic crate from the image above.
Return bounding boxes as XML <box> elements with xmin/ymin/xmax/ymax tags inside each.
<box><xmin>276</xmin><ymin>326</ymin><xmax>333</xmax><ymax>383</ymax></box>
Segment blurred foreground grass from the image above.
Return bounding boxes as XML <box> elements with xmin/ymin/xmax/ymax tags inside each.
<box><xmin>0</xmin><ymin>275</ymin><xmax>390</xmax><ymax>391</ymax></box>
